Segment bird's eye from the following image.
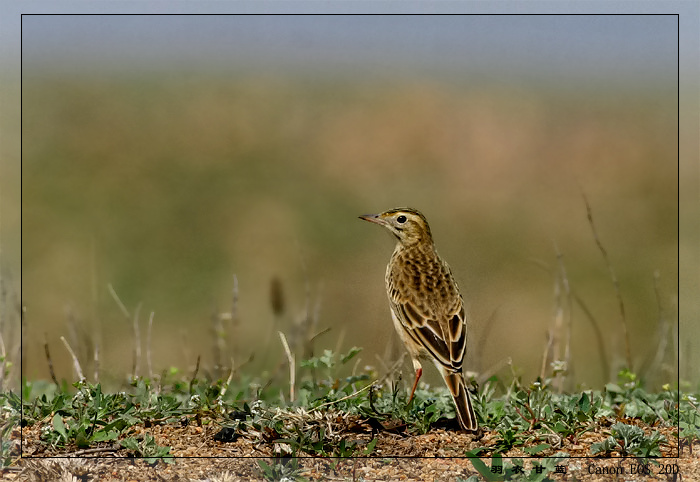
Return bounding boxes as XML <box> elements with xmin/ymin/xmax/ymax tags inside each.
<box><xmin>396</xmin><ymin>215</ymin><xmax>407</xmax><ymax>224</ymax></box>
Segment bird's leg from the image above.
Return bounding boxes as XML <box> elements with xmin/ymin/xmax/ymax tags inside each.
<box><xmin>408</xmin><ymin>367</ymin><xmax>423</xmax><ymax>404</ymax></box>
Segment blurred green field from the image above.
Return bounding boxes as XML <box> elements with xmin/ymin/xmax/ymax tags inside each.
<box><xmin>19</xmin><ymin>72</ymin><xmax>681</xmax><ymax>390</ymax></box>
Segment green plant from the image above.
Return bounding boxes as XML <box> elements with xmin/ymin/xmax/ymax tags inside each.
<box><xmin>493</xmin><ymin>427</ymin><xmax>523</xmax><ymax>454</ymax></box>
<box><xmin>466</xmin><ymin>451</ymin><xmax>569</xmax><ymax>481</ymax></box>
<box><xmin>41</xmin><ymin>383</ymin><xmax>130</xmax><ymax>448</ymax></box>
<box><xmin>590</xmin><ymin>422</ymin><xmax>666</xmax><ymax>458</ymax></box>
<box><xmin>299</xmin><ymin>347</ymin><xmax>366</xmax><ymax>401</ymax></box>
<box><xmin>679</xmin><ymin>393</ymin><xmax>698</xmax><ymax>455</ymax></box>
<box><xmin>120</xmin><ymin>434</ymin><xmax>174</xmax><ymax>464</ymax></box>
<box><xmin>12</xmin><ymin>348</ymin><xmax>687</xmax><ymax>466</ymax></box>
<box><xmin>257</xmin><ymin>458</ymin><xmax>307</xmax><ymax>482</ymax></box>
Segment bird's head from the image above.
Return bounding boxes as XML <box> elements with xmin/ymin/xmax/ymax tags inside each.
<box><xmin>359</xmin><ymin>207</ymin><xmax>433</xmax><ymax>246</ymax></box>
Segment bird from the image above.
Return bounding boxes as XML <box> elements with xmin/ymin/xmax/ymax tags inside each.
<box><xmin>359</xmin><ymin>207</ymin><xmax>478</xmax><ymax>431</ymax></box>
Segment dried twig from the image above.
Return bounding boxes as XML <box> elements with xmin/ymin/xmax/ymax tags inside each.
<box><xmin>93</xmin><ymin>342</ymin><xmax>100</xmax><ymax>384</ymax></box>
<box><xmin>304</xmin><ymin>282</ymin><xmax>324</xmax><ymax>359</ymax></box>
<box><xmin>376</xmin><ymin>351</ymin><xmax>407</xmax><ymax>387</ymax></box>
<box><xmin>475</xmin><ymin>307</ymin><xmax>499</xmax><ymax>375</ymax></box>
<box><xmin>477</xmin><ymin>357</ymin><xmax>513</xmax><ymax>386</ymax></box>
<box><xmin>309</xmin><ymin>327</ymin><xmax>331</xmax><ymax>346</ymax></box>
<box><xmin>211</xmin><ymin>305</ymin><xmax>225</xmax><ymax>378</ymax></box>
<box><xmin>108</xmin><ymin>284</ymin><xmax>142</xmax><ymax>379</ymax></box>
<box><xmin>60</xmin><ymin>336</ymin><xmax>85</xmax><ymax>382</ymax></box>
<box><xmin>640</xmin><ymin>270</ymin><xmax>672</xmax><ymax>384</ymax></box>
<box><xmin>189</xmin><ymin>355</ymin><xmax>201</xmax><ymax>395</ymax></box>
<box><xmin>554</xmin><ymin>243</ymin><xmax>573</xmax><ymax>392</ymax></box>
<box><xmin>230</xmin><ymin>274</ymin><xmax>239</xmax><ymax>365</ymax></box>
<box><xmin>218</xmin><ymin>358</ymin><xmax>235</xmax><ymax>401</ymax></box>
<box><xmin>107</xmin><ymin>283</ymin><xmax>130</xmax><ymax>319</ymax></box>
<box><xmin>131</xmin><ymin>303</ymin><xmax>142</xmax><ymax>380</ymax></box>
<box><xmin>334</xmin><ymin>326</ymin><xmax>346</xmax><ymax>361</ymax></box>
<box><xmin>583</xmin><ymin>193</ymin><xmax>631</xmax><ymax>370</ymax></box>
<box><xmin>146</xmin><ymin>311</ymin><xmax>154</xmax><ymax>380</ymax></box>
<box><xmin>62</xmin><ymin>446</ymin><xmax>119</xmax><ymax>457</ymax></box>
<box><xmin>0</xmin><ymin>331</ymin><xmax>5</xmax><ymax>390</ymax></box>
<box><xmin>89</xmin><ymin>236</ymin><xmax>100</xmax><ymax>383</ymax></box>
<box><xmin>540</xmin><ymin>326</ymin><xmax>555</xmax><ymax>382</ymax></box>
<box><xmin>179</xmin><ymin>329</ymin><xmax>191</xmax><ymax>374</ymax></box>
<box><xmin>43</xmin><ymin>334</ymin><xmax>59</xmax><ymax>386</ymax></box>
<box><xmin>278</xmin><ymin>331</ymin><xmax>296</xmax><ymax>403</ymax></box>
<box><xmin>573</xmin><ymin>293</ymin><xmax>609</xmax><ymax>381</ymax></box>
<box><xmin>310</xmin><ymin>383</ymin><xmax>374</xmax><ymax>412</ymax></box>
<box><xmin>65</xmin><ymin>306</ymin><xmax>81</xmax><ymax>372</ymax></box>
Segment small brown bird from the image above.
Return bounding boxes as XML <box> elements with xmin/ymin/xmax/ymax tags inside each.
<box><xmin>359</xmin><ymin>207</ymin><xmax>478</xmax><ymax>431</ymax></box>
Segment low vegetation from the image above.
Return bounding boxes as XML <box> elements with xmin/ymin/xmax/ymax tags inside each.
<box><xmin>1</xmin><ymin>345</ymin><xmax>695</xmax><ymax>480</ymax></box>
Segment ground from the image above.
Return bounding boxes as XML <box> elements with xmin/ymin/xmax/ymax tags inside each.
<box><xmin>6</xmin><ymin>414</ymin><xmax>696</xmax><ymax>481</ymax></box>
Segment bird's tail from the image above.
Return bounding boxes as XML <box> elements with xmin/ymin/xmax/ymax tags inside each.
<box><xmin>441</xmin><ymin>370</ymin><xmax>478</xmax><ymax>431</ymax></box>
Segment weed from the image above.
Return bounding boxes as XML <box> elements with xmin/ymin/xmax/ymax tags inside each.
<box><xmin>120</xmin><ymin>433</ymin><xmax>174</xmax><ymax>464</ymax></box>
<box><xmin>466</xmin><ymin>451</ymin><xmax>569</xmax><ymax>481</ymax></box>
<box><xmin>10</xmin><ymin>350</ymin><xmax>687</xmax><ymax>469</ymax></box>
<box><xmin>257</xmin><ymin>458</ymin><xmax>307</xmax><ymax>482</ymax></box>
<box><xmin>679</xmin><ymin>393</ymin><xmax>699</xmax><ymax>455</ymax></box>
<box><xmin>590</xmin><ymin>422</ymin><xmax>667</xmax><ymax>458</ymax></box>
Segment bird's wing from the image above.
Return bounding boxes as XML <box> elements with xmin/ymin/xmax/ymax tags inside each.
<box><xmin>390</xmin><ymin>288</ymin><xmax>467</xmax><ymax>372</ymax></box>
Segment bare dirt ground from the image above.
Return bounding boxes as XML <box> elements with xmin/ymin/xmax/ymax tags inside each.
<box><xmin>6</xmin><ymin>416</ymin><xmax>695</xmax><ymax>481</ymax></box>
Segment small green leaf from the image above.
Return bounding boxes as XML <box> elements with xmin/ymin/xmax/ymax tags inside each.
<box><xmin>591</xmin><ymin>436</ymin><xmax>618</xmax><ymax>455</ymax></box>
<box><xmin>120</xmin><ymin>437</ymin><xmax>140</xmax><ymax>451</ymax></box>
<box><xmin>75</xmin><ymin>428</ymin><xmax>90</xmax><ymax>449</ymax></box>
<box><xmin>52</xmin><ymin>414</ymin><xmax>67</xmax><ymax>441</ymax></box>
<box><xmin>605</xmin><ymin>383</ymin><xmax>623</xmax><ymax>393</ymax></box>
<box><xmin>578</xmin><ymin>392</ymin><xmax>591</xmax><ymax>413</ymax></box>
<box><xmin>524</xmin><ymin>443</ymin><xmax>550</xmax><ymax>455</ymax></box>
<box><xmin>341</xmin><ymin>347</ymin><xmax>362</xmax><ymax>364</ymax></box>
<box><xmin>363</xmin><ymin>437</ymin><xmax>378</xmax><ymax>455</ymax></box>
<box><xmin>92</xmin><ymin>429</ymin><xmax>120</xmax><ymax>443</ymax></box>
<box><xmin>467</xmin><ymin>455</ymin><xmax>502</xmax><ymax>482</ymax></box>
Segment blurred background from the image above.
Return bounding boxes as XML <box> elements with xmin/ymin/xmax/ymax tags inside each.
<box><xmin>6</xmin><ymin>14</ymin><xmax>692</xmax><ymax>390</ymax></box>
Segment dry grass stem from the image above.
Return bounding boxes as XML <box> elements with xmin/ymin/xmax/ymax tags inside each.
<box><xmin>572</xmin><ymin>293</ymin><xmax>609</xmax><ymax>381</ymax></box>
<box><xmin>43</xmin><ymin>333</ymin><xmax>59</xmax><ymax>386</ymax></box>
<box><xmin>0</xmin><ymin>260</ymin><xmax>6</xmax><ymax>390</ymax></box>
<box><xmin>60</xmin><ymin>335</ymin><xmax>85</xmax><ymax>382</ymax></box>
<box><xmin>376</xmin><ymin>351</ymin><xmax>407</xmax><ymax>388</ymax></box>
<box><xmin>211</xmin><ymin>306</ymin><xmax>225</xmax><ymax>378</ymax></box>
<box><xmin>640</xmin><ymin>270</ymin><xmax>675</xmax><ymax>385</ymax></box>
<box><xmin>89</xmin><ymin>237</ymin><xmax>100</xmax><ymax>383</ymax></box>
<box><xmin>93</xmin><ymin>342</ymin><xmax>100</xmax><ymax>384</ymax></box>
<box><xmin>189</xmin><ymin>354</ymin><xmax>201</xmax><ymax>395</ymax></box>
<box><xmin>0</xmin><ymin>331</ymin><xmax>6</xmax><ymax>390</ymax></box>
<box><xmin>218</xmin><ymin>358</ymin><xmax>235</xmax><ymax>400</ymax></box>
<box><xmin>146</xmin><ymin>311</ymin><xmax>155</xmax><ymax>380</ymax></box>
<box><xmin>131</xmin><ymin>303</ymin><xmax>142</xmax><ymax>379</ymax></box>
<box><xmin>474</xmin><ymin>307</ymin><xmax>499</xmax><ymax>376</ymax></box>
<box><xmin>583</xmin><ymin>193</ymin><xmax>632</xmax><ymax>370</ymax></box>
<box><xmin>278</xmin><ymin>331</ymin><xmax>296</xmax><ymax>403</ymax></box>
<box><xmin>107</xmin><ymin>283</ymin><xmax>130</xmax><ymax>319</ymax></box>
<box><xmin>540</xmin><ymin>319</ymin><xmax>555</xmax><ymax>382</ymax></box>
<box><xmin>477</xmin><ymin>357</ymin><xmax>513</xmax><ymax>386</ymax></box>
<box><xmin>334</xmin><ymin>327</ymin><xmax>346</xmax><ymax>364</ymax></box>
<box><xmin>230</xmin><ymin>274</ymin><xmax>239</xmax><ymax>366</ymax></box>
<box><xmin>179</xmin><ymin>329</ymin><xmax>192</xmax><ymax>376</ymax></box>
<box><xmin>304</xmin><ymin>282</ymin><xmax>324</xmax><ymax>359</ymax></box>
<box><xmin>309</xmin><ymin>382</ymin><xmax>374</xmax><ymax>413</ymax></box>
<box><xmin>554</xmin><ymin>244</ymin><xmax>573</xmax><ymax>392</ymax></box>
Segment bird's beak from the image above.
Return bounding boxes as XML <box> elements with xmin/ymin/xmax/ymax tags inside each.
<box><xmin>359</xmin><ymin>213</ymin><xmax>385</xmax><ymax>226</ymax></box>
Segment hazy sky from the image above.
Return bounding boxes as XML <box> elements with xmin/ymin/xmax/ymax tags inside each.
<box><xmin>16</xmin><ymin>14</ymin><xmax>679</xmax><ymax>84</ymax></box>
